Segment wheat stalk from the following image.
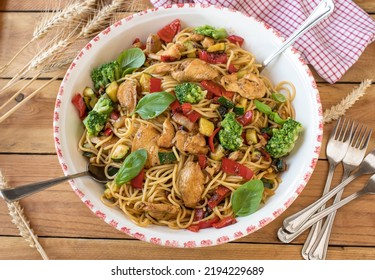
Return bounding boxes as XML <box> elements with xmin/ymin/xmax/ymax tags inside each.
<box><xmin>0</xmin><ymin>0</ymin><xmax>98</xmax><ymax>75</ymax></box>
<box><xmin>323</xmin><ymin>79</ymin><xmax>373</xmax><ymax>124</ymax></box>
<box><xmin>0</xmin><ymin>170</ymin><xmax>49</xmax><ymax>260</ymax></box>
<box><xmin>79</xmin><ymin>0</ymin><xmax>130</xmax><ymax>39</ymax></box>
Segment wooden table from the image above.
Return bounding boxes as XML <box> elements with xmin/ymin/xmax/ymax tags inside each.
<box><xmin>0</xmin><ymin>0</ymin><xmax>374</xmax><ymax>260</ymax></box>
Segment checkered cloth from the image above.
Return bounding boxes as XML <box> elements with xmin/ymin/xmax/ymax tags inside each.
<box><xmin>150</xmin><ymin>0</ymin><xmax>375</xmax><ymax>83</ymax></box>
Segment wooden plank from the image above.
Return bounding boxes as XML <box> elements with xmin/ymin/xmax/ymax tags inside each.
<box><xmin>0</xmin><ymin>236</ymin><xmax>374</xmax><ymax>260</ymax></box>
<box><xmin>1</xmin><ymin>81</ymin><xmax>374</xmax><ymax>155</ymax></box>
<box><xmin>0</xmin><ymin>0</ymin><xmax>153</xmax><ymax>12</ymax></box>
<box><xmin>1</xmin><ymin>155</ymin><xmax>374</xmax><ymax>247</ymax></box>
<box><xmin>0</xmin><ymin>13</ymin><xmax>374</xmax><ymax>82</ymax></box>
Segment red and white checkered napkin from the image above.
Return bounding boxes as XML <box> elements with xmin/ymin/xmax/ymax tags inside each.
<box><xmin>150</xmin><ymin>0</ymin><xmax>375</xmax><ymax>83</ymax></box>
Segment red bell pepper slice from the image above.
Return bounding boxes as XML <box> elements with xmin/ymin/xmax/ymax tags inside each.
<box><xmin>207</xmin><ymin>186</ymin><xmax>231</xmax><ymax>209</ymax></box>
<box><xmin>228</xmin><ymin>64</ymin><xmax>238</xmax><ymax>73</ymax></box>
<box><xmin>157</xmin><ymin>19</ymin><xmax>181</xmax><ymax>43</ymax></box>
<box><xmin>131</xmin><ymin>169</ymin><xmax>144</xmax><ymax>189</ymax></box>
<box><xmin>187</xmin><ymin>225</ymin><xmax>200</xmax><ymax>232</ymax></box>
<box><xmin>258</xmin><ymin>148</ymin><xmax>271</xmax><ymax>161</ymax></box>
<box><xmin>160</xmin><ymin>55</ymin><xmax>177</xmax><ymax>62</ymax></box>
<box><xmin>198</xmin><ymin>154</ymin><xmax>207</xmax><ymax>169</ymax></box>
<box><xmin>212</xmin><ymin>215</ymin><xmax>237</xmax><ymax>229</ymax></box>
<box><xmin>185</xmin><ymin>110</ymin><xmax>201</xmax><ymax>123</ymax></box>
<box><xmin>110</xmin><ymin>111</ymin><xmax>120</xmax><ymax>120</ymax></box>
<box><xmin>193</xmin><ymin>208</ymin><xmax>205</xmax><ymax>221</ymax></box>
<box><xmin>149</xmin><ymin>77</ymin><xmax>162</xmax><ymax>93</ymax></box>
<box><xmin>209</xmin><ymin>127</ymin><xmax>220</xmax><ymax>152</ymax></box>
<box><xmin>222</xmin><ymin>157</ymin><xmax>254</xmax><ymax>180</ymax></box>
<box><xmin>103</xmin><ymin>127</ymin><xmax>112</xmax><ymax>136</ymax></box>
<box><xmin>200</xmin><ymin>80</ymin><xmax>222</xmax><ymax>97</ymax></box>
<box><xmin>227</xmin><ymin>35</ymin><xmax>244</xmax><ymax>47</ymax></box>
<box><xmin>222</xmin><ymin>90</ymin><xmax>234</xmax><ymax>99</ymax></box>
<box><xmin>170</xmin><ymin>100</ymin><xmax>181</xmax><ymax>113</ymax></box>
<box><xmin>237</xmin><ymin>110</ymin><xmax>253</xmax><ymax>126</ymax></box>
<box><xmin>198</xmin><ymin>50</ymin><xmax>227</xmax><ymax>64</ymax></box>
<box><xmin>197</xmin><ymin>216</ymin><xmax>220</xmax><ymax>229</ymax></box>
<box><xmin>181</xmin><ymin>103</ymin><xmax>192</xmax><ymax>115</ymax></box>
<box><xmin>71</xmin><ymin>93</ymin><xmax>87</xmax><ymax>119</ymax></box>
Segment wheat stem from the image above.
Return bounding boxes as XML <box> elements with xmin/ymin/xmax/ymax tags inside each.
<box><xmin>0</xmin><ymin>170</ymin><xmax>49</xmax><ymax>260</ymax></box>
<box><xmin>323</xmin><ymin>79</ymin><xmax>373</xmax><ymax>124</ymax></box>
<box><xmin>0</xmin><ymin>0</ymin><xmax>98</xmax><ymax>74</ymax></box>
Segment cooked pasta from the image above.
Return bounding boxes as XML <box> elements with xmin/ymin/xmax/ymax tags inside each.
<box><xmin>75</xmin><ymin>20</ymin><xmax>300</xmax><ymax>231</ymax></box>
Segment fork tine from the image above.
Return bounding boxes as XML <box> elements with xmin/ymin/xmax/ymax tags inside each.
<box><xmin>350</xmin><ymin>123</ymin><xmax>362</xmax><ymax>148</ymax></box>
<box><xmin>359</xmin><ymin>128</ymin><xmax>372</xmax><ymax>150</ymax></box>
<box><xmin>337</xmin><ymin>117</ymin><xmax>353</xmax><ymax>142</ymax></box>
<box><xmin>330</xmin><ymin>117</ymin><xmax>342</xmax><ymax>139</ymax></box>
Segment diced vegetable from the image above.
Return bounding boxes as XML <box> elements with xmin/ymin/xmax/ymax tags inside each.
<box><xmin>216</xmin><ymin>105</ymin><xmax>228</xmax><ymax>119</ymax></box>
<box><xmin>207</xmin><ymin>43</ymin><xmax>226</xmax><ymax>52</ymax></box>
<box><xmin>157</xmin><ymin>19</ymin><xmax>181</xmax><ymax>43</ymax></box>
<box><xmin>198</xmin><ymin>154</ymin><xmax>207</xmax><ymax>169</ymax></box>
<box><xmin>72</xmin><ymin>93</ymin><xmax>87</xmax><ymax>119</ymax></box>
<box><xmin>200</xmin><ymin>80</ymin><xmax>222</xmax><ymax>97</ymax></box>
<box><xmin>209</xmin><ymin>144</ymin><xmax>226</xmax><ymax>161</ymax></box>
<box><xmin>208</xmin><ymin>127</ymin><xmax>221</xmax><ymax>152</ymax></box>
<box><xmin>106</xmin><ymin>81</ymin><xmax>118</xmax><ymax>102</ymax></box>
<box><xmin>175</xmin><ymin>82</ymin><xmax>206</xmax><ymax>104</ymax></box>
<box><xmin>82</xmin><ymin>87</ymin><xmax>98</xmax><ymax>110</ymax></box>
<box><xmin>221</xmin><ymin>157</ymin><xmax>254</xmax><ymax>180</ymax></box>
<box><xmin>227</xmin><ymin>34</ymin><xmax>244</xmax><ymax>46</ymax></box>
<box><xmin>233</xmin><ymin>106</ymin><xmax>245</xmax><ymax>116</ymax></box>
<box><xmin>172</xmin><ymin>112</ymin><xmax>195</xmax><ymax>131</ymax></box>
<box><xmin>245</xmin><ymin>129</ymin><xmax>258</xmax><ymax>145</ymax></box>
<box><xmin>198</xmin><ymin>50</ymin><xmax>227</xmax><ymax>64</ymax></box>
<box><xmin>158</xmin><ymin>151</ymin><xmax>177</xmax><ymax>164</ymax></box>
<box><xmin>219</xmin><ymin>112</ymin><xmax>243</xmax><ymax>151</ymax></box>
<box><xmin>150</xmin><ymin>77</ymin><xmax>162</xmax><ymax>93</ymax></box>
<box><xmin>199</xmin><ymin>117</ymin><xmax>215</xmax><ymax>136</ymax></box>
<box><xmin>237</xmin><ymin>110</ymin><xmax>253</xmax><ymax>126</ymax></box>
<box><xmin>111</xmin><ymin>144</ymin><xmax>129</xmax><ymax>160</ymax></box>
<box><xmin>207</xmin><ymin>186</ymin><xmax>231</xmax><ymax>209</ymax></box>
<box><xmin>194</xmin><ymin>25</ymin><xmax>228</xmax><ymax>39</ymax></box>
<box><xmin>228</xmin><ymin>64</ymin><xmax>238</xmax><ymax>74</ymax></box>
<box><xmin>217</xmin><ymin>96</ymin><xmax>234</xmax><ymax>109</ymax></box>
<box><xmin>212</xmin><ymin>215</ymin><xmax>237</xmax><ymax>228</ymax></box>
<box><xmin>131</xmin><ymin>169</ymin><xmax>144</xmax><ymax>189</ymax></box>
<box><xmin>139</xmin><ymin>73</ymin><xmax>152</xmax><ymax>92</ymax></box>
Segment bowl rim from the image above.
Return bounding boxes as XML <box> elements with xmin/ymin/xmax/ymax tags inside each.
<box><xmin>53</xmin><ymin>3</ymin><xmax>323</xmax><ymax>248</ymax></box>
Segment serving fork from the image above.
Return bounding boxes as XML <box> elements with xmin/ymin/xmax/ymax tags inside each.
<box><xmin>308</xmin><ymin>125</ymin><xmax>372</xmax><ymax>260</ymax></box>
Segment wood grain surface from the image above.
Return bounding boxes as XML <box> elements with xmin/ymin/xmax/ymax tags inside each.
<box><xmin>0</xmin><ymin>0</ymin><xmax>374</xmax><ymax>260</ymax></box>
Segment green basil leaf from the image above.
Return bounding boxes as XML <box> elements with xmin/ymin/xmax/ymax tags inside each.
<box><xmin>117</xmin><ymin>48</ymin><xmax>145</xmax><ymax>75</ymax></box>
<box><xmin>115</xmin><ymin>149</ymin><xmax>147</xmax><ymax>185</ymax></box>
<box><xmin>231</xmin><ymin>179</ymin><xmax>264</xmax><ymax>217</ymax></box>
<box><xmin>254</xmin><ymin>100</ymin><xmax>272</xmax><ymax>115</ymax></box>
<box><xmin>271</xmin><ymin>92</ymin><xmax>287</xmax><ymax>103</ymax></box>
<box><xmin>135</xmin><ymin>91</ymin><xmax>176</xmax><ymax>119</ymax></box>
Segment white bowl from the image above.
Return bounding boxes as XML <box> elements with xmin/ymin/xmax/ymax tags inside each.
<box><xmin>54</xmin><ymin>4</ymin><xmax>323</xmax><ymax>247</ymax></box>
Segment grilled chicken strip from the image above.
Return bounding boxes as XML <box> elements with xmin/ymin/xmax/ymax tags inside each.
<box><xmin>140</xmin><ymin>202</ymin><xmax>179</xmax><ymax>220</ymax></box>
<box><xmin>173</xmin><ymin>130</ymin><xmax>209</xmax><ymax>155</ymax></box>
<box><xmin>157</xmin><ymin>118</ymin><xmax>175</xmax><ymax>148</ymax></box>
<box><xmin>117</xmin><ymin>79</ymin><xmax>138</xmax><ymax>113</ymax></box>
<box><xmin>177</xmin><ymin>161</ymin><xmax>205</xmax><ymax>208</ymax></box>
<box><xmin>221</xmin><ymin>73</ymin><xmax>266</xmax><ymax>99</ymax></box>
<box><xmin>132</xmin><ymin>124</ymin><xmax>160</xmax><ymax>168</ymax></box>
<box><xmin>171</xmin><ymin>59</ymin><xmax>219</xmax><ymax>82</ymax></box>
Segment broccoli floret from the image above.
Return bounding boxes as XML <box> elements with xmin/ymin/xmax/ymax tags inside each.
<box><xmin>175</xmin><ymin>82</ymin><xmax>206</xmax><ymax>104</ymax></box>
<box><xmin>83</xmin><ymin>95</ymin><xmax>114</xmax><ymax>136</ymax></box>
<box><xmin>265</xmin><ymin>118</ymin><xmax>303</xmax><ymax>158</ymax></box>
<box><xmin>91</xmin><ymin>61</ymin><xmax>121</xmax><ymax>90</ymax></box>
<box><xmin>194</xmin><ymin>25</ymin><xmax>228</xmax><ymax>39</ymax></box>
<box><xmin>219</xmin><ymin>112</ymin><xmax>243</xmax><ymax>151</ymax></box>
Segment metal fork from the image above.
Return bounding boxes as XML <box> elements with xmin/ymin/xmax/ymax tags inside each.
<box><xmin>308</xmin><ymin>124</ymin><xmax>372</xmax><ymax>260</ymax></box>
<box><xmin>277</xmin><ymin>118</ymin><xmax>353</xmax><ymax>253</ymax></box>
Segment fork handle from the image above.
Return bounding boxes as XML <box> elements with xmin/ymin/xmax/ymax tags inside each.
<box><xmin>283</xmin><ymin>173</ymin><xmax>357</xmax><ymax>233</ymax></box>
<box><xmin>262</xmin><ymin>0</ymin><xmax>334</xmax><ymax>68</ymax></box>
<box><xmin>278</xmin><ymin>189</ymin><xmax>364</xmax><ymax>243</ymax></box>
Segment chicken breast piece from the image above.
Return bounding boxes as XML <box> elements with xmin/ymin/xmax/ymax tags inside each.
<box><xmin>173</xmin><ymin>130</ymin><xmax>209</xmax><ymax>155</ymax></box>
<box><xmin>157</xmin><ymin>118</ymin><xmax>175</xmax><ymax>148</ymax></box>
<box><xmin>221</xmin><ymin>73</ymin><xmax>266</xmax><ymax>99</ymax></box>
<box><xmin>171</xmin><ymin>59</ymin><xmax>219</xmax><ymax>82</ymax></box>
<box><xmin>132</xmin><ymin>124</ymin><xmax>160</xmax><ymax>168</ymax></box>
<box><xmin>117</xmin><ymin>79</ymin><xmax>138</xmax><ymax>113</ymax></box>
<box><xmin>145</xmin><ymin>34</ymin><xmax>162</xmax><ymax>54</ymax></box>
<box><xmin>177</xmin><ymin>161</ymin><xmax>205</xmax><ymax>208</ymax></box>
<box><xmin>140</xmin><ymin>202</ymin><xmax>179</xmax><ymax>220</ymax></box>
